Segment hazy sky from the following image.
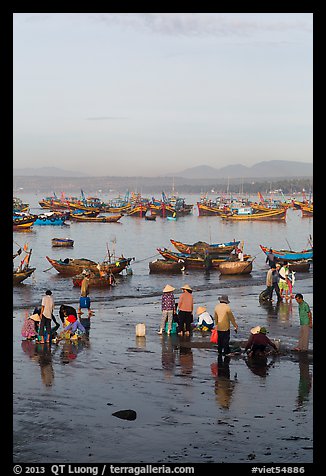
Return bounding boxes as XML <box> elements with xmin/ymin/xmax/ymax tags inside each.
<box><xmin>13</xmin><ymin>13</ymin><xmax>313</xmax><ymax>177</ymax></box>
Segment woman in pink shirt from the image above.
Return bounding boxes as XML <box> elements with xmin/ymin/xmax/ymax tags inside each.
<box><xmin>177</xmin><ymin>284</ymin><xmax>194</xmax><ymax>336</ymax></box>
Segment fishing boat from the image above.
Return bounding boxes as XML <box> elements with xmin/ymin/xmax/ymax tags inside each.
<box><xmin>197</xmin><ymin>200</ymin><xmax>230</xmax><ymax>216</ymax></box>
<box><xmin>127</xmin><ymin>205</ymin><xmax>149</xmax><ymax>217</ymax></box>
<box><xmin>260</xmin><ymin>245</ymin><xmax>313</xmax><ymax>261</ymax></box>
<box><xmin>286</xmin><ymin>260</ymin><xmax>311</xmax><ymax>272</ymax></box>
<box><xmin>170</xmin><ymin>239</ymin><xmax>240</xmax><ymax>256</ymax></box>
<box><xmin>13</xmin><ymin>197</ymin><xmax>29</xmax><ymax>213</ymax></box>
<box><xmin>145</xmin><ymin>213</ymin><xmax>156</xmax><ymax>221</ymax></box>
<box><xmin>301</xmin><ymin>204</ymin><xmax>313</xmax><ymax>217</ymax></box>
<box><xmin>13</xmin><ymin>267</ymin><xmax>36</xmax><ymax>284</ymax></box>
<box><xmin>13</xmin><ymin>246</ymin><xmax>36</xmax><ymax>284</ymax></box>
<box><xmin>220</xmin><ymin>207</ymin><xmax>287</xmax><ymax>221</ymax></box>
<box><xmin>13</xmin><ymin>214</ymin><xmax>37</xmax><ymax>230</ymax></box>
<box><xmin>149</xmin><ymin>259</ymin><xmax>184</xmax><ymax>273</ymax></box>
<box><xmin>157</xmin><ymin>248</ymin><xmax>250</xmax><ymax>270</ymax></box>
<box><xmin>72</xmin><ymin>272</ymin><xmax>115</xmax><ymax>288</ymax></box>
<box><xmin>69</xmin><ymin>213</ymin><xmax>123</xmax><ymax>223</ymax></box>
<box><xmin>33</xmin><ymin>211</ymin><xmax>69</xmax><ymax>226</ymax></box>
<box><xmin>51</xmin><ymin>238</ymin><xmax>74</xmax><ymax>247</ymax></box>
<box><xmin>46</xmin><ymin>255</ymin><xmax>133</xmax><ymax>276</ymax></box>
<box><xmin>218</xmin><ymin>259</ymin><xmax>253</xmax><ymax>275</ymax></box>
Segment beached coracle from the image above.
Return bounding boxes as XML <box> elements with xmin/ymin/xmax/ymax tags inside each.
<box><xmin>149</xmin><ymin>259</ymin><xmax>184</xmax><ymax>273</ymax></box>
<box><xmin>218</xmin><ymin>259</ymin><xmax>253</xmax><ymax>275</ymax></box>
<box><xmin>51</xmin><ymin>238</ymin><xmax>74</xmax><ymax>247</ymax></box>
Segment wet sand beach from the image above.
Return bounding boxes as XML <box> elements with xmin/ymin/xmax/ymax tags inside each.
<box><xmin>13</xmin><ymin>278</ymin><xmax>313</xmax><ymax>464</ymax></box>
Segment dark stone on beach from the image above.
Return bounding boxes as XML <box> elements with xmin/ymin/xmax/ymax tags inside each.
<box><xmin>112</xmin><ymin>409</ymin><xmax>137</xmax><ymax>420</ymax></box>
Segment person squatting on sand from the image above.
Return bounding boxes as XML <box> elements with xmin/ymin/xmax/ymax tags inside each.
<box><xmin>245</xmin><ymin>326</ymin><xmax>278</xmax><ymax>357</ymax></box>
<box><xmin>177</xmin><ymin>284</ymin><xmax>194</xmax><ymax>336</ymax></box>
<box><xmin>194</xmin><ymin>306</ymin><xmax>214</xmax><ymax>330</ymax></box>
<box><xmin>213</xmin><ymin>295</ymin><xmax>238</xmax><ymax>356</ymax></box>
<box><xmin>158</xmin><ymin>284</ymin><xmax>176</xmax><ymax>335</ymax></box>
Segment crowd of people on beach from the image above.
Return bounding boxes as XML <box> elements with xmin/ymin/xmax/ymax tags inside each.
<box><xmin>21</xmin><ymin>271</ymin><xmax>93</xmax><ymax>345</ymax></box>
<box><xmin>158</xmin><ymin>272</ymin><xmax>312</xmax><ymax>356</ymax></box>
<box><xmin>21</xmin><ymin>257</ymin><xmax>312</xmax><ymax>361</ymax></box>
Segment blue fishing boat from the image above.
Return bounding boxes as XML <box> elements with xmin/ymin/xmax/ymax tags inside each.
<box><xmin>260</xmin><ymin>245</ymin><xmax>313</xmax><ymax>262</ymax></box>
<box><xmin>34</xmin><ymin>212</ymin><xmax>69</xmax><ymax>226</ymax></box>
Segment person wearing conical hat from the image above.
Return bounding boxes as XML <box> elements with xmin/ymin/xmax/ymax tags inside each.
<box><xmin>195</xmin><ymin>306</ymin><xmax>214</xmax><ymax>330</ymax></box>
<box><xmin>177</xmin><ymin>284</ymin><xmax>194</xmax><ymax>336</ymax></box>
<box><xmin>244</xmin><ymin>326</ymin><xmax>278</xmax><ymax>357</ymax></box>
<box><xmin>158</xmin><ymin>284</ymin><xmax>176</xmax><ymax>335</ymax></box>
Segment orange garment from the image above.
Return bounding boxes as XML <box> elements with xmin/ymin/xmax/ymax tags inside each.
<box><xmin>178</xmin><ymin>291</ymin><xmax>193</xmax><ymax>312</ymax></box>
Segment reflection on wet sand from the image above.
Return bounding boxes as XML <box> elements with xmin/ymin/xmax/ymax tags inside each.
<box><xmin>259</xmin><ymin>300</ymin><xmax>293</xmax><ymax>322</ymax></box>
<box><xmin>21</xmin><ymin>337</ymin><xmax>90</xmax><ymax>385</ymax></box>
<box><xmin>259</xmin><ymin>300</ymin><xmax>280</xmax><ymax>319</ymax></box>
<box><xmin>245</xmin><ymin>354</ymin><xmax>276</xmax><ymax>378</ymax></box>
<box><xmin>295</xmin><ymin>353</ymin><xmax>312</xmax><ymax>411</ymax></box>
<box><xmin>161</xmin><ymin>335</ymin><xmax>178</xmax><ymax>379</ymax></box>
<box><xmin>21</xmin><ymin>340</ymin><xmax>54</xmax><ymax>387</ymax></box>
<box><xmin>60</xmin><ymin>338</ymin><xmax>89</xmax><ymax>364</ymax></box>
<box><xmin>178</xmin><ymin>338</ymin><xmax>193</xmax><ymax>376</ymax></box>
<box><xmin>211</xmin><ymin>355</ymin><xmax>237</xmax><ymax>409</ymax></box>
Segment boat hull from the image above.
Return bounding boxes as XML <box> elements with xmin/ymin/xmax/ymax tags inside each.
<box><xmin>13</xmin><ymin>268</ymin><xmax>36</xmax><ymax>284</ymax></box>
<box><xmin>219</xmin><ymin>260</ymin><xmax>253</xmax><ymax>275</ymax></box>
<box><xmin>260</xmin><ymin>245</ymin><xmax>313</xmax><ymax>261</ymax></box>
<box><xmin>149</xmin><ymin>259</ymin><xmax>183</xmax><ymax>273</ymax></box>
<box><xmin>46</xmin><ymin>256</ymin><xmax>132</xmax><ymax>276</ymax></box>
<box><xmin>51</xmin><ymin>238</ymin><xmax>74</xmax><ymax>247</ymax></box>
<box><xmin>70</xmin><ymin>213</ymin><xmax>122</xmax><ymax>223</ymax></box>
<box><xmin>170</xmin><ymin>239</ymin><xmax>239</xmax><ymax>255</ymax></box>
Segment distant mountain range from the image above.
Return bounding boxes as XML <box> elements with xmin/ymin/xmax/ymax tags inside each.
<box><xmin>13</xmin><ymin>167</ymin><xmax>88</xmax><ymax>177</ymax></box>
<box><xmin>170</xmin><ymin>161</ymin><xmax>313</xmax><ymax>179</ymax></box>
<box><xmin>13</xmin><ymin>160</ymin><xmax>312</xmax><ymax>179</ymax></box>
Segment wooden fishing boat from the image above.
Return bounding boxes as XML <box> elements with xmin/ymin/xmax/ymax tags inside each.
<box><xmin>286</xmin><ymin>260</ymin><xmax>311</xmax><ymax>272</ymax></box>
<box><xmin>145</xmin><ymin>214</ymin><xmax>156</xmax><ymax>221</ymax></box>
<box><xmin>260</xmin><ymin>245</ymin><xmax>313</xmax><ymax>261</ymax></box>
<box><xmin>13</xmin><ymin>197</ymin><xmax>29</xmax><ymax>213</ymax></box>
<box><xmin>170</xmin><ymin>239</ymin><xmax>240</xmax><ymax>256</ymax></box>
<box><xmin>157</xmin><ymin>248</ymin><xmax>250</xmax><ymax>270</ymax></box>
<box><xmin>46</xmin><ymin>256</ymin><xmax>133</xmax><ymax>276</ymax></box>
<box><xmin>13</xmin><ymin>246</ymin><xmax>35</xmax><ymax>284</ymax></box>
<box><xmin>68</xmin><ymin>210</ymin><xmax>100</xmax><ymax>219</ymax></box>
<box><xmin>72</xmin><ymin>272</ymin><xmax>115</xmax><ymax>287</ymax></box>
<box><xmin>51</xmin><ymin>238</ymin><xmax>74</xmax><ymax>247</ymax></box>
<box><xmin>149</xmin><ymin>259</ymin><xmax>184</xmax><ymax>273</ymax></box>
<box><xmin>219</xmin><ymin>259</ymin><xmax>253</xmax><ymax>275</ymax></box>
<box><xmin>13</xmin><ymin>267</ymin><xmax>36</xmax><ymax>284</ymax></box>
<box><xmin>220</xmin><ymin>207</ymin><xmax>287</xmax><ymax>221</ymax></box>
<box><xmin>13</xmin><ymin>215</ymin><xmax>37</xmax><ymax>230</ymax></box>
<box><xmin>197</xmin><ymin>202</ymin><xmax>230</xmax><ymax>216</ymax></box>
<box><xmin>127</xmin><ymin>205</ymin><xmax>149</xmax><ymax>217</ymax></box>
<box><xmin>301</xmin><ymin>204</ymin><xmax>313</xmax><ymax>217</ymax></box>
<box><xmin>69</xmin><ymin>213</ymin><xmax>122</xmax><ymax>223</ymax></box>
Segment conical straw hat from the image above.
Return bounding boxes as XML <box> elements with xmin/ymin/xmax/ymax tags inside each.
<box><xmin>163</xmin><ymin>284</ymin><xmax>175</xmax><ymax>293</ymax></box>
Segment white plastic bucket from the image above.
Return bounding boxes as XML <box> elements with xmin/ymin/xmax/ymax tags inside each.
<box><xmin>136</xmin><ymin>323</ymin><xmax>146</xmax><ymax>337</ymax></box>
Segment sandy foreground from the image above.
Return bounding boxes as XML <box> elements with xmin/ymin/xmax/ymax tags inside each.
<box><xmin>13</xmin><ymin>278</ymin><xmax>313</xmax><ymax>464</ymax></box>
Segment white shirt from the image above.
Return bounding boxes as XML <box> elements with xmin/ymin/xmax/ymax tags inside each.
<box><xmin>197</xmin><ymin>311</ymin><xmax>214</xmax><ymax>326</ymax></box>
<box><xmin>41</xmin><ymin>295</ymin><xmax>54</xmax><ymax>319</ymax></box>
